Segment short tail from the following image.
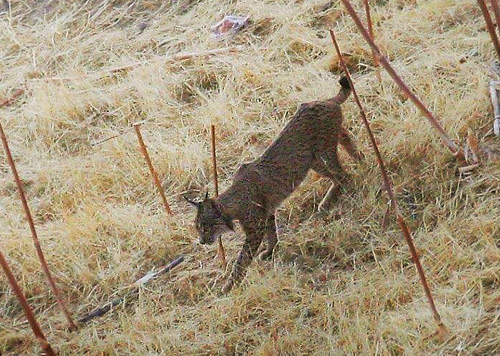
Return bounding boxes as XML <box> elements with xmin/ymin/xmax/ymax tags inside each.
<box><xmin>333</xmin><ymin>76</ymin><xmax>351</xmax><ymax>104</ymax></box>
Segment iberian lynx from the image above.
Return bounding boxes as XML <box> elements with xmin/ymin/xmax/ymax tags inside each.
<box><xmin>186</xmin><ymin>76</ymin><xmax>362</xmax><ymax>293</ymax></box>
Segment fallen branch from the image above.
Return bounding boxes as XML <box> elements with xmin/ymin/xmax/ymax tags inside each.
<box><xmin>329</xmin><ymin>28</ymin><xmax>448</xmax><ymax>337</ymax></box>
<box><xmin>477</xmin><ymin>0</ymin><xmax>500</xmax><ymax>60</ymax></box>
<box><xmin>133</xmin><ymin>123</ymin><xmax>173</xmax><ymax>216</ymax></box>
<box><xmin>90</xmin><ymin>121</ymin><xmax>146</xmax><ymax>147</ymax></box>
<box><xmin>489</xmin><ymin>81</ymin><xmax>500</xmax><ymax>136</ymax></box>
<box><xmin>0</xmin><ymin>248</ymin><xmax>57</xmax><ymax>356</ymax></box>
<box><xmin>0</xmin><ymin>121</ymin><xmax>77</xmax><ymax>331</ymax></box>
<box><xmin>339</xmin><ymin>0</ymin><xmax>463</xmax><ymax>160</ymax></box>
<box><xmin>31</xmin><ymin>46</ymin><xmax>244</xmax><ymax>82</ymax></box>
<box><xmin>90</xmin><ymin>128</ymin><xmax>132</xmax><ymax>146</ymax></box>
<box><xmin>210</xmin><ymin>125</ymin><xmax>227</xmax><ymax>268</ymax></box>
<box><xmin>79</xmin><ymin>256</ymin><xmax>184</xmax><ymax>323</ymax></box>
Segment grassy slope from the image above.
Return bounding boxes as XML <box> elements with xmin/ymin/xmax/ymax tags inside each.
<box><xmin>0</xmin><ymin>0</ymin><xmax>499</xmax><ymax>354</ymax></box>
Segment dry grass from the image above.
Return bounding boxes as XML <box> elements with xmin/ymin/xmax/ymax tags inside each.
<box><xmin>0</xmin><ymin>0</ymin><xmax>499</xmax><ymax>355</ymax></box>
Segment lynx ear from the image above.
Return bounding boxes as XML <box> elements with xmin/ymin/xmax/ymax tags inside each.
<box><xmin>183</xmin><ymin>195</ymin><xmax>200</xmax><ymax>208</ymax></box>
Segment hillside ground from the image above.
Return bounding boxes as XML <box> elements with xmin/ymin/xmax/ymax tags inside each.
<box><xmin>0</xmin><ymin>0</ymin><xmax>499</xmax><ymax>355</ymax></box>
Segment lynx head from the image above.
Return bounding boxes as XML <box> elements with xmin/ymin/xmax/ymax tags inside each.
<box><xmin>184</xmin><ymin>192</ymin><xmax>234</xmax><ymax>245</ymax></box>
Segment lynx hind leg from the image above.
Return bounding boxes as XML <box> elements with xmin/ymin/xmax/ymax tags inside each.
<box><xmin>259</xmin><ymin>214</ymin><xmax>278</xmax><ymax>260</ymax></box>
<box><xmin>222</xmin><ymin>214</ymin><xmax>266</xmax><ymax>293</ymax></box>
<box><xmin>339</xmin><ymin>127</ymin><xmax>364</xmax><ymax>162</ymax></box>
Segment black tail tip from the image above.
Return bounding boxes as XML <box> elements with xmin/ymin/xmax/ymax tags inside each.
<box><xmin>339</xmin><ymin>76</ymin><xmax>350</xmax><ymax>90</ymax></box>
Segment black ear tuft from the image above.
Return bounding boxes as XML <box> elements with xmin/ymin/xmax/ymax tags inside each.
<box><xmin>204</xmin><ymin>191</ymin><xmax>209</xmax><ymax>201</ymax></box>
<box><xmin>183</xmin><ymin>195</ymin><xmax>200</xmax><ymax>208</ymax></box>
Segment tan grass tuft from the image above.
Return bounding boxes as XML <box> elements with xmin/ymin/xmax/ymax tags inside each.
<box><xmin>1</xmin><ymin>0</ymin><xmax>499</xmax><ymax>354</ymax></box>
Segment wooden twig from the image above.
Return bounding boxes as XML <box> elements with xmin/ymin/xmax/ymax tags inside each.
<box><xmin>133</xmin><ymin>123</ymin><xmax>173</xmax><ymax>216</ymax></box>
<box><xmin>490</xmin><ymin>0</ymin><xmax>500</xmax><ymax>38</ymax></box>
<box><xmin>0</xmin><ymin>89</ymin><xmax>24</xmax><ymax>108</ymax></box>
<box><xmin>32</xmin><ymin>46</ymin><xmax>244</xmax><ymax>82</ymax></box>
<box><xmin>478</xmin><ymin>0</ymin><xmax>500</xmax><ymax>60</ymax></box>
<box><xmin>329</xmin><ymin>28</ymin><xmax>448</xmax><ymax>336</ymax></box>
<box><xmin>210</xmin><ymin>125</ymin><xmax>227</xmax><ymax>268</ymax></box>
<box><xmin>90</xmin><ymin>129</ymin><xmax>131</xmax><ymax>146</ymax></box>
<box><xmin>211</xmin><ymin>125</ymin><xmax>220</xmax><ymax>197</ymax></box>
<box><xmin>339</xmin><ymin>0</ymin><xmax>463</xmax><ymax>161</ymax></box>
<box><xmin>489</xmin><ymin>81</ymin><xmax>500</xmax><ymax>136</ymax></box>
<box><xmin>0</xmin><ymin>248</ymin><xmax>56</xmax><ymax>356</ymax></box>
<box><xmin>0</xmin><ymin>121</ymin><xmax>77</xmax><ymax>331</ymax></box>
<box><xmin>363</xmin><ymin>0</ymin><xmax>380</xmax><ymax>82</ymax></box>
<box><xmin>79</xmin><ymin>256</ymin><xmax>184</xmax><ymax>323</ymax></box>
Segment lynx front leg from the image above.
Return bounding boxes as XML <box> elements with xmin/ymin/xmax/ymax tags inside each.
<box><xmin>339</xmin><ymin>127</ymin><xmax>364</xmax><ymax>162</ymax></box>
<box><xmin>259</xmin><ymin>214</ymin><xmax>277</xmax><ymax>260</ymax></box>
<box><xmin>222</xmin><ymin>218</ymin><xmax>265</xmax><ymax>294</ymax></box>
<box><xmin>312</xmin><ymin>155</ymin><xmax>347</xmax><ymax>212</ymax></box>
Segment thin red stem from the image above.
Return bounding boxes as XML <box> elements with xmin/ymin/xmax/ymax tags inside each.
<box><xmin>339</xmin><ymin>0</ymin><xmax>462</xmax><ymax>159</ymax></box>
<box><xmin>478</xmin><ymin>0</ymin><xmax>500</xmax><ymax>60</ymax></box>
<box><xmin>0</xmin><ymin>248</ymin><xmax>57</xmax><ymax>355</ymax></box>
<box><xmin>329</xmin><ymin>28</ymin><xmax>445</xmax><ymax>329</ymax></box>
<box><xmin>211</xmin><ymin>125</ymin><xmax>219</xmax><ymax>197</ymax></box>
<box><xmin>363</xmin><ymin>0</ymin><xmax>381</xmax><ymax>82</ymax></box>
<box><xmin>133</xmin><ymin>123</ymin><xmax>173</xmax><ymax>216</ymax></box>
<box><xmin>210</xmin><ymin>125</ymin><xmax>227</xmax><ymax>268</ymax></box>
<box><xmin>0</xmin><ymin>121</ymin><xmax>77</xmax><ymax>331</ymax></box>
<box><xmin>490</xmin><ymin>0</ymin><xmax>500</xmax><ymax>38</ymax></box>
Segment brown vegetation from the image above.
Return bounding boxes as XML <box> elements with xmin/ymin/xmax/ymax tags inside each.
<box><xmin>0</xmin><ymin>0</ymin><xmax>499</xmax><ymax>354</ymax></box>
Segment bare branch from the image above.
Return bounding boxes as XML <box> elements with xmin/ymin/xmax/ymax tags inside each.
<box><xmin>362</xmin><ymin>0</ymin><xmax>380</xmax><ymax>82</ymax></box>
<box><xmin>210</xmin><ymin>125</ymin><xmax>227</xmax><ymax>268</ymax></box>
<box><xmin>478</xmin><ymin>0</ymin><xmax>500</xmax><ymax>60</ymax></box>
<box><xmin>339</xmin><ymin>0</ymin><xmax>463</xmax><ymax>160</ymax></box>
<box><xmin>0</xmin><ymin>249</ymin><xmax>57</xmax><ymax>356</ymax></box>
<box><xmin>133</xmin><ymin>123</ymin><xmax>173</xmax><ymax>216</ymax></box>
<box><xmin>0</xmin><ymin>121</ymin><xmax>77</xmax><ymax>331</ymax></box>
<box><xmin>329</xmin><ymin>28</ymin><xmax>448</xmax><ymax>337</ymax></box>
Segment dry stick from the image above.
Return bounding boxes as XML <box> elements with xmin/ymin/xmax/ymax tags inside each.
<box><xmin>329</xmin><ymin>29</ymin><xmax>448</xmax><ymax>335</ymax></box>
<box><xmin>0</xmin><ymin>89</ymin><xmax>24</xmax><ymax>108</ymax></box>
<box><xmin>478</xmin><ymin>0</ymin><xmax>500</xmax><ymax>60</ymax></box>
<box><xmin>339</xmin><ymin>0</ymin><xmax>462</xmax><ymax>160</ymax></box>
<box><xmin>0</xmin><ymin>248</ymin><xmax>57</xmax><ymax>356</ymax></box>
<box><xmin>0</xmin><ymin>122</ymin><xmax>77</xmax><ymax>331</ymax></box>
<box><xmin>210</xmin><ymin>125</ymin><xmax>227</xmax><ymax>268</ymax></box>
<box><xmin>489</xmin><ymin>81</ymin><xmax>500</xmax><ymax>136</ymax></box>
<box><xmin>363</xmin><ymin>0</ymin><xmax>380</xmax><ymax>82</ymax></box>
<box><xmin>91</xmin><ymin>121</ymin><xmax>145</xmax><ymax>147</ymax></box>
<box><xmin>133</xmin><ymin>123</ymin><xmax>173</xmax><ymax>216</ymax></box>
<box><xmin>490</xmin><ymin>0</ymin><xmax>500</xmax><ymax>37</ymax></box>
<box><xmin>210</xmin><ymin>125</ymin><xmax>220</xmax><ymax>197</ymax></box>
<box><xmin>33</xmin><ymin>46</ymin><xmax>244</xmax><ymax>82</ymax></box>
<box><xmin>90</xmin><ymin>129</ymin><xmax>130</xmax><ymax>147</ymax></box>
<box><xmin>79</xmin><ymin>256</ymin><xmax>184</xmax><ymax>323</ymax></box>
